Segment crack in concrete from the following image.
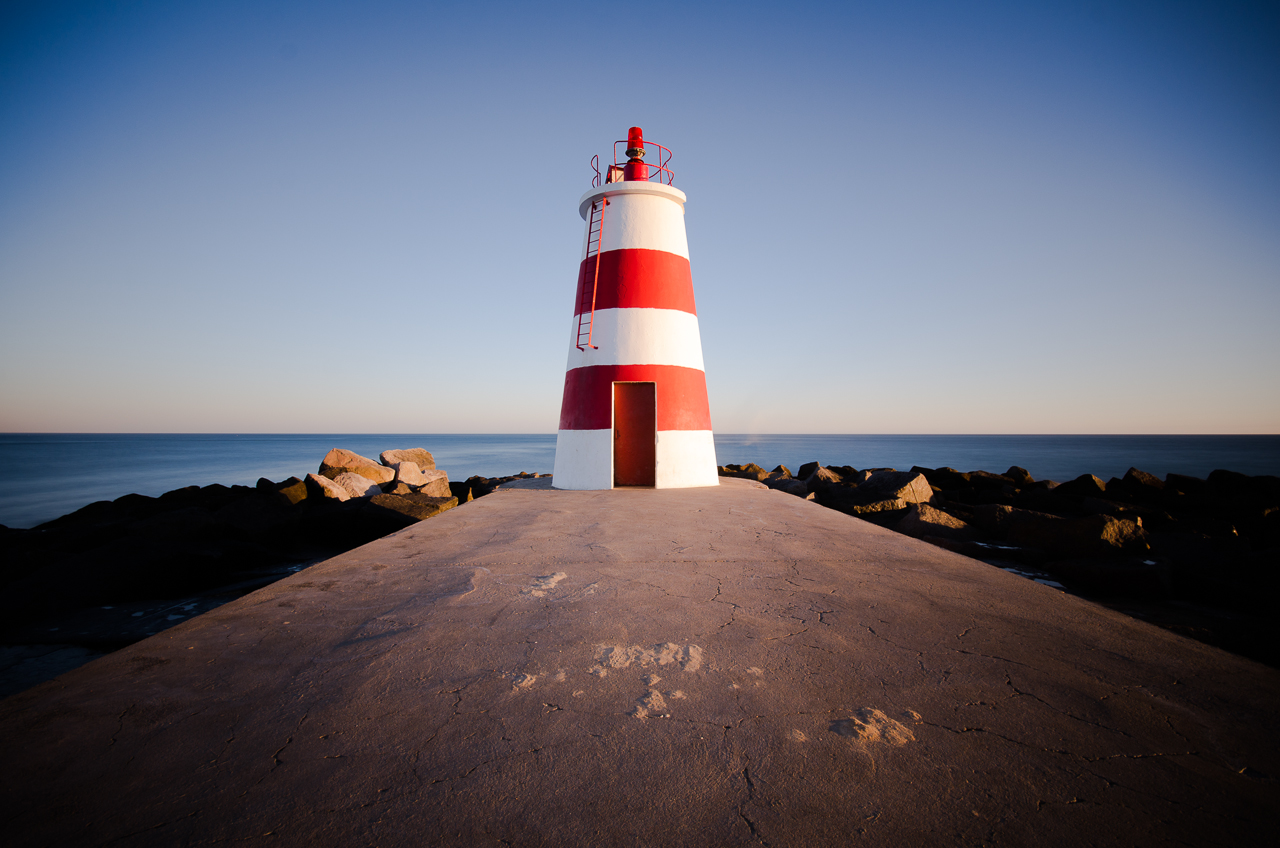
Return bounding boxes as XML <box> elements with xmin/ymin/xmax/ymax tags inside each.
<box><xmin>428</xmin><ymin>744</ymin><xmax>547</xmax><ymax>787</ymax></box>
<box><xmin>108</xmin><ymin>703</ymin><xmax>135</xmax><ymax>748</ymax></box>
<box><xmin>764</xmin><ymin>627</ymin><xmax>809</xmax><ymax>642</ymax></box>
<box><xmin>241</xmin><ymin>712</ymin><xmax>309</xmax><ymax>794</ymax></box>
<box><xmin>738</xmin><ymin>764</ymin><xmax>764</xmax><ymax>843</ymax></box>
<box><xmin>1004</xmin><ymin>675</ymin><xmax>1135</xmax><ymax>739</ymax></box>
<box><xmin>919</xmin><ymin>720</ymin><xmax>1198</xmax><ymax>766</ymax></box>
<box><xmin>948</xmin><ymin>647</ymin><xmax>1036</xmax><ymax>669</ymax></box>
<box><xmin>863</xmin><ymin>625</ymin><xmax>924</xmax><ymax>658</ymax></box>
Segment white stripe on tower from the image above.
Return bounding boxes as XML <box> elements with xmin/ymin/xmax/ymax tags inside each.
<box><xmin>565</xmin><ymin>309</ymin><xmax>705</xmax><ymax>372</ymax></box>
<box><xmin>578</xmin><ymin>183</ymin><xmax>690</xmax><ymax>259</ymax></box>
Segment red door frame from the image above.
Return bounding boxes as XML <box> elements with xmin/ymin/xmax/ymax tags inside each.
<box><xmin>613</xmin><ymin>382</ymin><xmax>656</xmax><ymax>487</ymax></box>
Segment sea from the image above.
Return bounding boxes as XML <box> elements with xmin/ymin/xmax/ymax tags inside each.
<box><xmin>1</xmin><ymin>433</ymin><xmax>1278</xmax><ymax>530</ymax></box>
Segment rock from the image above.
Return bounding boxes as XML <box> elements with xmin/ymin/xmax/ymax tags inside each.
<box><xmin>1040</xmin><ymin>557</ymin><xmax>1171</xmax><ymax>598</ymax></box>
<box><xmin>1208</xmin><ymin>470</ymin><xmax>1280</xmax><ymax>509</ymax></box>
<box><xmin>1123</xmin><ymin>468</ymin><xmax>1164</xmax><ymax>497</ymax></box>
<box><xmin>1005</xmin><ymin>466</ymin><xmax>1034</xmax><ymax>486</ymax></box>
<box><xmin>465</xmin><ymin>476</ymin><xmax>504</xmax><ymax>498</ymax></box>
<box><xmin>770</xmin><ymin>465</ymin><xmax>793</xmax><ymax>477</ymax></box>
<box><xmin>305</xmin><ymin>473</ymin><xmax>349</xmax><ymax>502</ymax></box>
<box><xmin>762</xmin><ymin>469</ymin><xmax>791</xmax><ymax>487</ymax></box>
<box><xmin>765</xmin><ymin>478</ymin><xmax>810</xmax><ymax>497</ymax></box>
<box><xmin>1014</xmin><ymin>483</ymin><xmax>1061</xmax><ymax>513</ymax></box>
<box><xmin>914</xmin><ymin>467</ymin><xmax>971</xmax><ymax>491</ymax></box>
<box><xmin>849</xmin><ymin>470</ymin><xmax>933</xmax><ymax>506</ymax></box>
<box><xmin>895</xmin><ymin>504</ymin><xmax>977</xmax><ymax>542</ymax></box>
<box><xmin>815</xmin><ymin>471</ymin><xmax>932</xmax><ymax>524</ymax></box>
<box><xmin>971</xmin><ymin>503</ymin><xmax>1033</xmax><ymax>535</ymax></box>
<box><xmin>804</xmin><ymin>466</ymin><xmax>845</xmax><ymax>492</ymax></box>
<box><xmin>968</xmin><ymin>470</ymin><xmax>1015</xmax><ymax>489</ymax></box>
<box><xmin>380</xmin><ymin>448</ymin><xmax>436</xmax><ymax>471</ymax></box>
<box><xmin>1052</xmin><ymin>474</ymin><xmax>1108</xmax><ymax>499</ymax></box>
<box><xmin>413</xmin><ymin>469</ymin><xmax>451</xmax><ymax>499</ymax></box>
<box><xmin>212</xmin><ymin>491</ymin><xmax>293</xmax><ymax>536</ymax></box>
<box><xmin>1165</xmin><ymin>473</ymin><xmax>1207</xmax><ymax>496</ymax></box>
<box><xmin>719</xmin><ymin>463</ymin><xmax>770</xmax><ymax>482</ymax></box>
<box><xmin>274</xmin><ymin>477</ymin><xmax>308</xmax><ymax>506</ymax></box>
<box><xmin>838</xmin><ymin>500</ymin><xmax>913</xmax><ymax>523</ymax></box>
<box><xmin>449</xmin><ymin>481</ymin><xmax>474</xmax><ymax>503</ymax></box>
<box><xmin>369</xmin><ymin>494</ymin><xmax>458</xmax><ymax>522</ymax></box>
<box><xmin>385</xmin><ymin>481</ymin><xmax>415</xmax><ymax>495</ymax></box>
<box><xmin>797</xmin><ymin>461</ymin><xmax>821</xmax><ymax>480</ymax></box>
<box><xmin>319</xmin><ymin>449</ymin><xmax>395</xmax><ymax>485</ymax></box>
<box><xmin>391</xmin><ymin>461</ymin><xmax>429</xmax><ymax>486</ymax></box>
<box><xmin>1007</xmin><ymin>512</ymin><xmax>1149</xmax><ymax>557</ymax></box>
<box><xmin>333</xmin><ymin>472</ymin><xmax>382</xmax><ymax>499</ymax></box>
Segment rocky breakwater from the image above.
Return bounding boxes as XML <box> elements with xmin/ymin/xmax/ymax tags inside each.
<box><xmin>0</xmin><ymin>447</ymin><xmax>524</xmax><ymax>695</ymax></box>
<box><xmin>721</xmin><ymin>461</ymin><xmax>1280</xmax><ymax>666</ymax></box>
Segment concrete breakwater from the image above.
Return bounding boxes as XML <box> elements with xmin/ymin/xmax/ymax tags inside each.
<box><xmin>723</xmin><ymin>461</ymin><xmax>1280</xmax><ymax>666</ymax></box>
<box><xmin>2</xmin><ymin>478</ymin><xmax>1277</xmax><ymax>846</ymax></box>
<box><xmin>4</xmin><ymin>449</ymin><xmax>1276</xmax><ymax>700</ymax></box>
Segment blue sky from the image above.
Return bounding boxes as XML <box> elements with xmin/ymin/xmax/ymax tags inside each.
<box><xmin>1</xmin><ymin>0</ymin><xmax>1277</xmax><ymax>434</ymax></box>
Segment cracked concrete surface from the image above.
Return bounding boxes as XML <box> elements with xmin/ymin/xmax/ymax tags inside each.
<box><xmin>1</xmin><ymin>478</ymin><xmax>1277</xmax><ymax>846</ymax></box>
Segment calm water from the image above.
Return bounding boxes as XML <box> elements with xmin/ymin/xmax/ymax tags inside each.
<box><xmin>0</xmin><ymin>433</ymin><xmax>1276</xmax><ymax>529</ymax></box>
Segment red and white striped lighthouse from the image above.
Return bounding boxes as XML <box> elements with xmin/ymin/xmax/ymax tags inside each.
<box><xmin>553</xmin><ymin>127</ymin><xmax>718</xmax><ymax>490</ymax></box>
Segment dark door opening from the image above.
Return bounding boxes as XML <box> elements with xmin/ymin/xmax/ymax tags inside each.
<box><xmin>613</xmin><ymin>382</ymin><xmax>656</xmax><ymax>487</ymax></box>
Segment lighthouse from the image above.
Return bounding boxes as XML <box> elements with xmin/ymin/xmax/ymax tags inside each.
<box><xmin>552</xmin><ymin>127</ymin><xmax>718</xmax><ymax>490</ymax></box>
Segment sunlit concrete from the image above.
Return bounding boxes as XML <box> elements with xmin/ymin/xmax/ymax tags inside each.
<box><xmin>2</xmin><ymin>479</ymin><xmax>1277</xmax><ymax>846</ymax></box>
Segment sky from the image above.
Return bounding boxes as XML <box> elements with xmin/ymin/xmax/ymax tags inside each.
<box><xmin>1</xmin><ymin>0</ymin><xmax>1277</xmax><ymax>435</ymax></box>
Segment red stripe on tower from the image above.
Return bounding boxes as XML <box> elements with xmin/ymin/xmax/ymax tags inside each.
<box><xmin>573</xmin><ymin>250</ymin><xmax>697</xmax><ymax>316</ymax></box>
<box><xmin>558</xmin><ymin>365</ymin><xmax>712</xmax><ymax>431</ymax></box>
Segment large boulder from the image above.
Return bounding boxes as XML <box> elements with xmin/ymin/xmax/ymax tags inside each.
<box><xmin>895</xmin><ymin>503</ymin><xmax>977</xmax><ymax>542</ymax></box>
<box><xmin>391</xmin><ymin>461</ymin><xmax>429</xmax><ymax>486</ymax></box>
<box><xmin>465</xmin><ymin>476</ymin><xmax>504</xmax><ymax>498</ymax></box>
<box><xmin>719</xmin><ymin>463</ymin><xmax>770</xmax><ymax>482</ymax></box>
<box><xmin>914</xmin><ymin>467</ymin><xmax>971</xmax><ymax>491</ymax></box>
<box><xmin>968</xmin><ymin>470</ymin><xmax>1016</xmax><ymax>489</ymax></box>
<box><xmin>320</xmin><ymin>449</ymin><xmax>395</xmax><ymax>485</ymax></box>
<box><xmin>766</xmin><ymin>477</ymin><xmax>810</xmax><ymax>498</ymax></box>
<box><xmin>1005</xmin><ymin>466</ymin><xmax>1034</xmax><ymax>486</ymax></box>
<box><xmin>414</xmin><ymin>469</ymin><xmax>452</xmax><ymax>499</ymax></box>
<box><xmin>1006</xmin><ymin>512</ymin><xmax>1149</xmax><ymax>557</ymax></box>
<box><xmin>369</xmin><ymin>493</ymin><xmax>458</xmax><ymax>522</ymax></box>
<box><xmin>1122</xmin><ymin>467</ymin><xmax>1164</xmax><ymax>499</ymax></box>
<box><xmin>817</xmin><ymin>471</ymin><xmax>933</xmax><ymax>522</ymax></box>
<box><xmin>274</xmin><ymin>477</ymin><xmax>309</xmax><ymax>506</ymax></box>
<box><xmin>848</xmin><ymin>470</ymin><xmax>933</xmax><ymax>506</ymax></box>
<box><xmin>1051</xmin><ymin>474</ymin><xmax>1108</xmax><ymax>500</ymax></box>
<box><xmin>305</xmin><ymin>473</ymin><xmax>349</xmax><ymax>502</ymax></box>
<box><xmin>380</xmin><ymin>448</ymin><xmax>436</xmax><ymax>471</ymax></box>
<box><xmin>1040</xmin><ymin>557</ymin><xmax>1170</xmax><ymax>598</ymax></box>
<box><xmin>804</xmin><ymin>466</ymin><xmax>846</xmax><ymax>493</ymax></box>
<box><xmin>333</xmin><ymin>472</ymin><xmax>382</xmax><ymax>499</ymax></box>
<box><xmin>1164</xmin><ymin>473</ymin><xmax>1207</xmax><ymax>496</ymax></box>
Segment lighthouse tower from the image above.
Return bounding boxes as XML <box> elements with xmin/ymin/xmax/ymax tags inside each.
<box><xmin>552</xmin><ymin>127</ymin><xmax>718</xmax><ymax>490</ymax></box>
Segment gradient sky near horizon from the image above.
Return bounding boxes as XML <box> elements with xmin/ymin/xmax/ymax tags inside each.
<box><xmin>1</xmin><ymin>0</ymin><xmax>1277</xmax><ymax>434</ymax></box>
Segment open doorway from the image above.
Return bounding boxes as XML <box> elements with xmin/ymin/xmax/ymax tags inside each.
<box><xmin>613</xmin><ymin>382</ymin><xmax>656</xmax><ymax>487</ymax></box>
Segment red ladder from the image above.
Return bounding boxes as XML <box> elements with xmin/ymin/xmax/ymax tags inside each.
<box><xmin>576</xmin><ymin>197</ymin><xmax>608</xmax><ymax>350</ymax></box>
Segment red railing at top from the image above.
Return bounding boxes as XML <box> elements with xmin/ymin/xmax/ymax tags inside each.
<box><xmin>590</xmin><ymin>139</ymin><xmax>675</xmax><ymax>188</ymax></box>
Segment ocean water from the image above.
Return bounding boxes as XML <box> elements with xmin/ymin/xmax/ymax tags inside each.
<box><xmin>0</xmin><ymin>433</ymin><xmax>1277</xmax><ymax>530</ymax></box>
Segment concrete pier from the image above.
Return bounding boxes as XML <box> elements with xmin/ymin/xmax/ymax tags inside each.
<box><xmin>2</xmin><ymin>478</ymin><xmax>1277</xmax><ymax>846</ymax></box>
